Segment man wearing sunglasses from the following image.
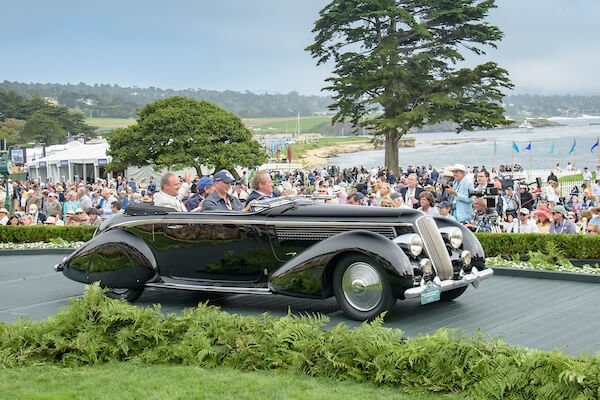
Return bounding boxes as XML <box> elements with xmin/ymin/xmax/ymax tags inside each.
<box><xmin>516</xmin><ymin>208</ymin><xmax>538</xmax><ymax>233</ymax></box>
<box><xmin>549</xmin><ymin>205</ymin><xmax>577</xmax><ymax>234</ymax></box>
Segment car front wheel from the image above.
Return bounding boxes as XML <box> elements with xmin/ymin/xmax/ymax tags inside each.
<box><xmin>104</xmin><ymin>287</ymin><xmax>144</xmax><ymax>302</ymax></box>
<box><xmin>333</xmin><ymin>255</ymin><xmax>396</xmax><ymax>321</ymax></box>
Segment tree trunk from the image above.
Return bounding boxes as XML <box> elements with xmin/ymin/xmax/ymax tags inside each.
<box><xmin>384</xmin><ymin>129</ymin><xmax>401</xmax><ymax>176</ymax></box>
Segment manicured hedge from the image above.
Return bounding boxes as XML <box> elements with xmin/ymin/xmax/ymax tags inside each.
<box><xmin>475</xmin><ymin>233</ymin><xmax>600</xmax><ymax>259</ymax></box>
<box><xmin>0</xmin><ymin>226</ymin><xmax>96</xmax><ymax>243</ymax></box>
<box><xmin>1</xmin><ymin>226</ymin><xmax>599</xmax><ymax>260</ymax></box>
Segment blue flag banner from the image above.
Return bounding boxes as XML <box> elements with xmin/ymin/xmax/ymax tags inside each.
<box><xmin>592</xmin><ymin>138</ymin><xmax>599</xmax><ymax>152</ymax></box>
<box><xmin>568</xmin><ymin>139</ymin><xmax>576</xmax><ymax>155</ymax></box>
<box><xmin>525</xmin><ymin>142</ymin><xmax>532</xmax><ymax>151</ymax></box>
<box><xmin>512</xmin><ymin>141</ymin><xmax>520</xmax><ymax>153</ymax></box>
<box><xmin>493</xmin><ymin>140</ymin><xmax>497</xmax><ymax>155</ymax></box>
<box><xmin>549</xmin><ymin>141</ymin><xmax>555</xmax><ymax>154</ymax></box>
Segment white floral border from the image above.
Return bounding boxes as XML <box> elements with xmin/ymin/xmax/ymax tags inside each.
<box><xmin>488</xmin><ymin>256</ymin><xmax>600</xmax><ymax>275</ymax></box>
<box><xmin>0</xmin><ymin>242</ymin><xmax>84</xmax><ymax>250</ymax></box>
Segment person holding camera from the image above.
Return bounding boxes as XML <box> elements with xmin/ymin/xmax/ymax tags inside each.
<box><xmin>474</xmin><ymin>170</ymin><xmax>490</xmax><ymax>194</ymax></box>
<box><xmin>502</xmin><ymin>186</ymin><xmax>520</xmax><ymax>217</ymax></box>
<box><xmin>465</xmin><ymin>197</ymin><xmax>495</xmax><ymax>232</ymax></box>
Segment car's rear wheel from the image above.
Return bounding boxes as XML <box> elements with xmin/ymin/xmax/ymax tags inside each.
<box><xmin>333</xmin><ymin>254</ymin><xmax>396</xmax><ymax>321</ymax></box>
<box><xmin>104</xmin><ymin>287</ymin><xmax>144</xmax><ymax>302</ymax></box>
<box><xmin>440</xmin><ymin>286</ymin><xmax>467</xmax><ymax>301</ymax></box>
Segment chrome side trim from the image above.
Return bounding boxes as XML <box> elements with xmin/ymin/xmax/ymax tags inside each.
<box><xmin>145</xmin><ymin>282</ymin><xmax>273</xmax><ymax>295</ymax></box>
<box><xmin>276</xmin><ymin>225</ymin><xmax>397</xmax><ymax>241</ymax></box>
<box><xmin>404</xmin><ymin>267</ymin><xmax>494</xmax><ymax>299</ymax></box>
<box><xmin>414</xmin><ymin>215</ymin><xmax>453</xmax><ymax>280</ymax></box>
<box><xmin>106</xmin><ymin>218</ymin><xmax>412</xmax><ymax>231</ymax></box>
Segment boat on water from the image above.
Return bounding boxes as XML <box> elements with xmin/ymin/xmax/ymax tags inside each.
<box><xmin>518</xmin><ymin>120</ymin><xmax>534</xmax><ymax>132</ymax></box>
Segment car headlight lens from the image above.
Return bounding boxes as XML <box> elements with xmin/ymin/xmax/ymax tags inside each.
<box><xmin>449</xmin><ymin>228</ymin><xmax>463</xmax><ymax>249</ymax></box>
<box><xmin>409</xmin><ymin>234</ymin><xmax>423</xmax><ymax>257</ymax></box>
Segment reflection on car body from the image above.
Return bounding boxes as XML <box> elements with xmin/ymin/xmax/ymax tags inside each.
<box><xmin>55</xmin><ymin>196</ymin><xmax>493</xmax><ymax>320</ymax></box>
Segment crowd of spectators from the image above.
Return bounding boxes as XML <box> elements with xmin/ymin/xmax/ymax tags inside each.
<box><xmin>1</xmin><ymin>163</ymin><xmax>599</xmax><ymax>236</ymax></box>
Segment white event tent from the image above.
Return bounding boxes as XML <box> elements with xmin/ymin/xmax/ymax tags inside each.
<box><xmin>28</xmin><ymin>140</ymin><xmax>111</xmax><ymax>183</ymax></box>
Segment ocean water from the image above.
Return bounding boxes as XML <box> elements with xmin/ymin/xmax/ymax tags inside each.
<box><xmin>328</xmin><ymin>117</ymin><xmax>600</xmax><ymax>170</ymax></box>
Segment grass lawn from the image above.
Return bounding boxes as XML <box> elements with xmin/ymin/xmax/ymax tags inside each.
<box><xmin>85</xmin><ymin>117</ymin><xmax>137</xmax><ymax>129</ymax></box>
<box><xmin>558</xmin><ymin>172</ymin><xmax>597</xmax><ymax>183</ymax></box>
<box><xmin>0</xmin><ymin>363</ymin><xmax>460</xmax><ymax>400</ymax></box>
<box><xmin>247</xmin><ymin>116</ymin><xmax>332</xmax><ymax>133</ymax></box>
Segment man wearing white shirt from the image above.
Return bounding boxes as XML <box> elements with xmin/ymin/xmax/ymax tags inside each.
<box><xmin>0</xmin><ymin>207</ymin><xmax>8</xmax><ymax>225</ymax></box>
<box><xmin>153</xmin><ymin>172</ymin><xmax>191</xmax><ymax>212</ymax></box>
<box><xmin>592</xmin><ymin>178</ymin><xmax>600</xmax><ymax>201</ymax></box>
<box><xmin>516</xmin><ymin>208</ymin><xmax>539</xmax><ymax>233</ymax></box>
<box><xmin>582</xmin><ymin>167</ymin><xmax>593</xmax><ymax>185</ymax></box>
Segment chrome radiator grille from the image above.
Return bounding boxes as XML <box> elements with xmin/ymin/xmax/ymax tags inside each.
<box><xmin>414</xmin><ymin>216</ymin><xmax>453</xmax><ymax>280</ymax></box>
<box><xmin>275</xmin><ymin>225</ymin><xmax>396</xmax><ymax>241</ymax></box>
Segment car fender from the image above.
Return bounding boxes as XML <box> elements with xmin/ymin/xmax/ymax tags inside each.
<box><xmin>270</xmin><ymin>230</ymin><xmax>413</xmax><ymax>298</ymax></box>
<box><xmin>61</xmin><ymin>228</ymin><xmax>157</xmax><ymax>288</ymax></box>
<box><xmin>434</xmin><ymin>216</ymin><xmax>486</xmax><ymax>268</ymax></box>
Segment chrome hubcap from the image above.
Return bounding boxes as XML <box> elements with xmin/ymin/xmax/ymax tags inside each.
<box><xmin>341</xmin><ymin>262</ymin><xmax>383</xmax><ymax>312</ymax></box>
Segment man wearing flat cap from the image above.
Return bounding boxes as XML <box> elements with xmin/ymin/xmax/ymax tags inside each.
<box><xmin>202</xmin><ymin>170</ymin><xmax>249</xmax><ymax>212</ymax></box>
<box><xmin>549</xmin><ymin>205</ymin><xmax>577</xmax><ymax>234</ymax></box>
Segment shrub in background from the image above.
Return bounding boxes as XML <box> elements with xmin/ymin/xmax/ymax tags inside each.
<box><xmin>0</xmin><ymin>226</ymin><xmax>96</xmax><ymax>243</ymax></box>
<box><xmin>476</xmin><ymin>233</ymin><xmax>600</xmax><ymax>259</ymax></box>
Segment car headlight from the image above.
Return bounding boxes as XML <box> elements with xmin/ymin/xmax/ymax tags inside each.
<box><xmin>449</xmin><ymin>228</ymin><xmax>463</xmax><ymax>249</ymax></box>
<box><xmin>409</xmin><ymin>234</ymin><xmax>423</xmax><ymax>257</ymax></box>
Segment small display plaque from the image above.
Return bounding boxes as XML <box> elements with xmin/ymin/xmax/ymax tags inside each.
<box><xmin>421</xmin><ymin>281</ymin><xmax>441</xmax><ymax>305</ymax></box>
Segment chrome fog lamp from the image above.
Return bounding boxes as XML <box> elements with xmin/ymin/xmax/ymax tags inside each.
<box><xmin>461</xmin><ymin>250</ymin><xmax>472</xmax><ymax>266</ymax></box>
<box><xmin>449</xmin><ymin>228</ymin><xmax>463</xmax><ymax>249</ymax></box>
<box><xmin>409</xmin><ymin>234</ymin><xmax>423</xmax><ymax>257</ymax></box>
<box><xmin>420</xmin><ymin>258</ymin><xmax>433</xmax><ymax>275</ymax></box>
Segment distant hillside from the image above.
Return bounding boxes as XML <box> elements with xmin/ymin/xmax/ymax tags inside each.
<box><xmin>0</xmin><ymin>81</ymin><xmax>333</xmax><ymax>119</ymax></box>
<box><xmin>504</xmin><ymin>94</ymin><xmax>600</xmax><ymax>118</ymax></box>
<box><xmin>4</xmin><ymin>80</ymin><xmax>599</xmax><ymax>122</ymax></box>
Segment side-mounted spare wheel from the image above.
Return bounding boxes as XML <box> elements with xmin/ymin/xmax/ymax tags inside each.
<box><xmin>104</xmin><ymin>287</ymin><xmax>144</xmax><ymax>302</ymax></box>
<box><xmin>333</xmin><ymin>254</ymin><xmax>396</xmax><ymax>321</ymax></box>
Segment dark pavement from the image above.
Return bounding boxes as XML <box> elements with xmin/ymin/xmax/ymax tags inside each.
<box><xmin>1</xmin><ymin>253</ymin><xmax>599</xmax><ymax>356</ymax></box>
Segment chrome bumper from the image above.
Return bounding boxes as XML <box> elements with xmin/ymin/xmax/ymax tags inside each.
<box><xmin>404</xmin><ymin>267</ymin><xmax>494</xmax><ymax>299</ymax></box>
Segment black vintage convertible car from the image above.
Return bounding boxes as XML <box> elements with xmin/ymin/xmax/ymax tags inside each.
<box><xmin>55</xmin><ymin>196</ymin><xmax>493</xmax><ymax>320</ymax></box>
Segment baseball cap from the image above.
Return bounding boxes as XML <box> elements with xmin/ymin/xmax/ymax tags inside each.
<box><xmin>213</xmin><ymin>170</ymin><xmax>236</xmax><ymax>184</ymax></box>
<box><xmin>438</xmin><ymin>201</ymin><xmax>451</xmax><ymax>209</ymax></box>
<box><xmin>552</xmin><ymin>205</ymin><xmax>568</xmax><ymax>217</ymax></box>
<box><xmin>197</xmin><ymin>176</ymin><xmax>214</xmax><ymax>192</ymax></box>
<box><xmin>519</xmin><ymin>208</ymin><xmax>530</xmax><ymax>215</ymax></box>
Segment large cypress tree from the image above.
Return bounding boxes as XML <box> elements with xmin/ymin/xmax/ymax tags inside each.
<box><xmin>307</xmin><ymin>0</ymin><xmax>513</xmax><ymax>174</ymax></box>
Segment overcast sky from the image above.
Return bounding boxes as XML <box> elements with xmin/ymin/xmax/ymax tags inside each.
<box><xmin>1</xmin><ymin>0</ymin><xmax>598</xmax><ymax>96</ymax></box>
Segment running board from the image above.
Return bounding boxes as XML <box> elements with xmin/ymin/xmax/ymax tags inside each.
<box><xmin>145</xmin><ymin>282</ymin><xmax>273</xmax><ymax>295</ymax></box>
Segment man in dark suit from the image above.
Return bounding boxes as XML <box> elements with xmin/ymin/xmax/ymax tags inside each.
<box><xmin>245</xmin><ymin>170</ymin><xmax>276</xmax><ymax>206</ymax></box>
<box><xmin>399</xmin><ymin>173</ymin><xmax>423</xmax><ymax>209</ymax></box>
<box><xmin>28</xmin><ymin>203</ymin><xmax>47</xmax><ymax>225</ymax></box>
